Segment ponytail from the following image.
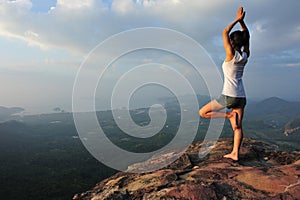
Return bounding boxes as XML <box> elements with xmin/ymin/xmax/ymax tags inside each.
<box><xmin>242</xmin><ymin>30</ymin><xmax>250</xmax><ymax>45</ymax></box>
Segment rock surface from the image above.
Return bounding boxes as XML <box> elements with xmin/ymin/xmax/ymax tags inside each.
<box><xmin>73</xmin><ymin>138</ymin><xmax>300</xmax><ymax>200</ymax></box>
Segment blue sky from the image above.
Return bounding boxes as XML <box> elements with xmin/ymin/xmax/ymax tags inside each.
<box><xmin>29</xmin><ymin>0</ymin><xmax>57</xmax><ymax>12</ymax></box>
<box><xmin>0</xmin><ymin>0</ymin><xmax>300</xmax><ymax>113</ymax></box>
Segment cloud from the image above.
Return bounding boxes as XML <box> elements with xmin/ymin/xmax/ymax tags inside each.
<box><xmin>1</xmin><ymin>0</ymin><xmax>299</xmax><ymax>58</ymax></box>
<box><xmin>56</xmin><ymin>0</ymin><xmax>94</xmax><ymax>10</ymax></box>
<box><xmin>0</xmin><ymin>0</ymin><xmax>107</xmax><ymax>51</ymax></box>
<box><xmin>0</xmin><ymin>1</ymin><xmax>239</xmax><ymax>53</ymax></box>
<box><xmin>1</xmin><ymin>0</ymin><xmax>300</xmax><ymax>109</ymax></box>
<box><xmin>111</xmin><ymin>0</ymin><xmax>134</xmax><ymax>14</ymax></box>
<box><xmin>286</xmin><ymin>63</ymin><xmax>300</xmax><ymax>68</ymax></box>
<box><xmin>0</xmin><ymin>0</ymin><xmax>297</xmax><ymax>63</ymax></box>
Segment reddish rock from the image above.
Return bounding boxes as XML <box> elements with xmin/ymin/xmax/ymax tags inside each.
<box><xmin>73</xmin><ymin>138</ymin><xmax>300</xmax><ymax>200</ymax></box>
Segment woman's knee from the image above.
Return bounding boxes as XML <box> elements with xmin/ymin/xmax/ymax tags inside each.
<box><xmin>199</xmin><ymin>108</ymin><xmax>207</xmax><ymax>118</ymax></box>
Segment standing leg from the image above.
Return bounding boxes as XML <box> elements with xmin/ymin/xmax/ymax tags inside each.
<box><xmin>224</xmin><ymin>108</ymin><xmax>244</xmax><ymax>161</ymax></box>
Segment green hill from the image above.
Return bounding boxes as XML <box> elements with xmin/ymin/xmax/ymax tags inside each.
<box><xmin>285</xmin><ymin>115</ymin><xmax>300</xmax><ymax>129</ymax></box>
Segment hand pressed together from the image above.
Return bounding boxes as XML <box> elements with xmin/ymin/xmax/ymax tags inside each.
<box><xmin>235</xmin><ymin>6</ymin><xmax>245</xmax><ymax>22</ymax></box>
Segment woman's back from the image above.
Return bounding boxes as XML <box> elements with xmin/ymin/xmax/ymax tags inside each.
<box><xmin>222</xmin><ymin>51</ymin><xmax>248</xmax><ymax>97</ymax></box>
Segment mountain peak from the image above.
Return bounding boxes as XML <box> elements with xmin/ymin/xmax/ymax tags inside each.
<box><xmin>260</xmin><ymin>96</ymin><xmax>288</xmax><ymax>104</ymax></box>
<box><xmin>73</xmin><ymin>139</ymin><xmax>300</xmax><ymax>199</ymax></box>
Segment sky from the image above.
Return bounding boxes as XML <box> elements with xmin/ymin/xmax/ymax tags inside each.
<box><xmin>0</xmin><ymin>0</ymin><xmax>300</xmax><ymax>113</ymax></box>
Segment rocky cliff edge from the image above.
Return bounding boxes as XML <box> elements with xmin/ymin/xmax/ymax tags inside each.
<box><xmin>73</xmin><ymin>138</ymin><xmax>300</xmax><ymax>200</ymax></box>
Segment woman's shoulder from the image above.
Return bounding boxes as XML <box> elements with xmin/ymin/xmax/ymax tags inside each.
<box><xmin>223</xmin><ymin>50</ymin><xmax>248</xmax><ymax>64</ymax></box>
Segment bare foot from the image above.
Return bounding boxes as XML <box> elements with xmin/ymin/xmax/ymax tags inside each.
<box><xmin>223</xmin><ymin>153</ymin><xmax>239</xmax><ymax>161</ymax></box>
<box><xmin>227</xmin><ymin>111</ymin><xmax>239</xmax><ymax>131</ymax></box>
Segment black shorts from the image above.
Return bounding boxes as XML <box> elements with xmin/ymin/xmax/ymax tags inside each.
<box><xmin>216</xmin><ymin>95</ymin><xmax>246</xmax><ymax>109</ymax></box>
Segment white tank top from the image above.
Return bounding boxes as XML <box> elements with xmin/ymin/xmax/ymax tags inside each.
<box><xmin>221</xmin><ymin>51</ymin><xmax>248</xmax><ymax>97</ymax></box>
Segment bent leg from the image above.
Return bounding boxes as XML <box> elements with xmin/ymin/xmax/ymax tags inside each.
<box><xmin>199</xmin><ymin>100</ymin><xmax>226</xmax><ymax>119</ymax></box>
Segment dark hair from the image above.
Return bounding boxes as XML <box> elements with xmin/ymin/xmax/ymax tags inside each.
<box><xmin>229</xmin><ymin>30</ymin><xmax>249</xmax><ymax>50</ymax></box>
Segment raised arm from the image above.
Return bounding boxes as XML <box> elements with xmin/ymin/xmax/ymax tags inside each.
<box><xmin>239</xmin><ymin>20</ymin><xmax>250</xmax><ymax>58</ymax></box>
<box><xmin>223</xmin><ymin>7</ymin><xmax>246</xmax><ymax>61</ymax></box>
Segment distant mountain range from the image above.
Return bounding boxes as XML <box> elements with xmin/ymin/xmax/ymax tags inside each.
<box><xmin>243</xmin><ymin>97</ymin><xmax>300</xmax><ymax>140</ymax></box>
<box><xmin>284</xmin><ymin>116</ymin><xmax>300</xmax><ymax>136</ymax></box>
<box><xmin>0</xmin><ymin>106</ymin><xmax>24</xmax><ymax>121</ymax></box>
<box><xmin>1</xmin><ymin>96</ymin><xmax>299</xmax><ymax>152</ymax></box>
<box><xmin>245</xmin><ymin>97</ymin><xmax>300</xmax><ymax>124</ymax></box>
<box><xmin>2</xmin><ymin>96</ymin><xmax>300</xmax><ymax>135</ymax></box>
<box><xmin>0</xmin><ymin>96</ymin><xmax>300</xmax><ymax>200</ymax></box>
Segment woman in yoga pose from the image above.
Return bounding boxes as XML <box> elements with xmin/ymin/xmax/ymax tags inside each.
<box><xmin>199</xmin><ymin>7</ymin><xmax>250</xmax><ymax>161</ymax></box>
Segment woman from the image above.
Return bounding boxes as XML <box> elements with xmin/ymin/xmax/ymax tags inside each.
<box><xmin>199</xmin><ymin>7</ymin><xmax>250</xmax><ymax>161</ymax></box>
